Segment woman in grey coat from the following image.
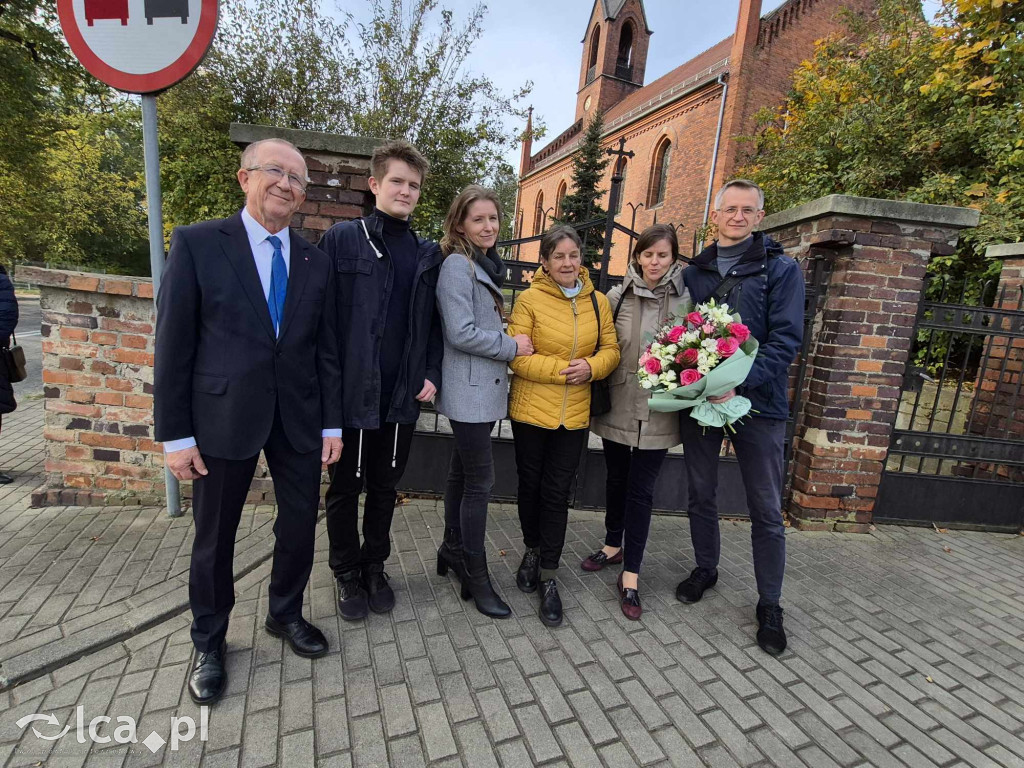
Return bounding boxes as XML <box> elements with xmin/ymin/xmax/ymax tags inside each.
<box><xmin>584</xmin><ymin>225</ymin><xmax>689</xmax><ymax>619</ymax></box>
<box><xmin>435</xmin><ymin>185</ymin><xmax>533</xmax><ymax>617</ymax></box>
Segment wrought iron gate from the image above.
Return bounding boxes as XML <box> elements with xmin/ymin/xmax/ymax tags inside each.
<box><xmin>875</xmin><ymin>279</ymin><xmax>1024</xmax><ymax>531</ymax></box>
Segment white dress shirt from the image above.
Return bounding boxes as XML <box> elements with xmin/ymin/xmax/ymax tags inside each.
<box><xmin>163</xmin><ymin>208</ymin><xmax>341</xmax><ymax>454</ymax></box>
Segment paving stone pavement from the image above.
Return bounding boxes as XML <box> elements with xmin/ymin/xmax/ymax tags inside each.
<box><xmin>0</xmin><ymin>493</ymin><xmax>1021</xmax><ymax>768</ymax></box>
<box><xmin>2</xmin><ymin>395</ymin><xmax>1024</xmax><ymax>767</ymax></box>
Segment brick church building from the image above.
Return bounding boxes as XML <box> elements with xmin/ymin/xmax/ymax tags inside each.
<box><xmin>514</xmin><ymin>0</ymin><xmax>877</xmax><ymax>271</ymax></box>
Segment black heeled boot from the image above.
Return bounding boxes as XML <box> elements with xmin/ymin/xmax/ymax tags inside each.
<box><xmin>460</xmin><ymin>552</ymin><xmax>512</xmax><ymax>618</ymax></box>
<box><xmin>436</xmin><ymin>526</ymin><xmax>466</xmax><ymax>583</ymax></box>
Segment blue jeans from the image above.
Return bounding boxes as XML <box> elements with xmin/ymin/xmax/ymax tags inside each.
<box><xmin>679</xmin><ymin>415</ymin><xmax>787</xmax><ymax>605</ymax></box>
<box><xmin>601</xmin><ymin>439</ymin><xmax>668</xmax><ymax>574</ymax></box>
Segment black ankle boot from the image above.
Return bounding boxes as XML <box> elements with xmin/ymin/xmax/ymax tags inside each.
<box><xmin>461</xmin><ymin>552</ymin><xmax>511</xmax><ymax>618</ymax></box>
<box><xmin>539</xmin><ymin>578</ymin><xmax>562</xmax><ymax>627</ymax></box>
<box><xmin>437</xmin><ymin>526</ymin><xmax>466</xmax><ymax>582</ymax></box>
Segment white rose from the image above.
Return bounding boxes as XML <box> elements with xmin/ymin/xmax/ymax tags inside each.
<box><xmin>640</xmin><ymin>379</ymin><xmax>654</xmax><ymax>389</ymax></box>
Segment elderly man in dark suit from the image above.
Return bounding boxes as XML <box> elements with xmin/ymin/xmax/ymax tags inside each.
<box><xmin>155</xmin><ymin>138</ymin><xmax>343</xmax><ymax>705</ymax></box>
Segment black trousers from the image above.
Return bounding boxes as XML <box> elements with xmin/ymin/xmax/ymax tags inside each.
<box><xmin>325</xmin><ymin>422</ymin><xmax>415</xmax><ymax>576</ymax></box>
<box><xmin>444</xmin><ymin>421</ymin><xmax>496</xmax><ymax>557</ymax></box>
<box><xmin>602</xmin><ymin>439</ymin><xmax>668</xmax><ymax>574</ymax></box>
<box><xmin>511</xmin><ymin>420</ymin><xmax>586</xmax><ymax>572</ymax></box>
<box><xmin>679</xmin><ymin>415</ymin><xmax>787</xmax><ymax>605</ymax></box>
<box><xmin>190</xmin><ymin>409</ymin><xmax>322</xmax><ymax>652</ymax></box>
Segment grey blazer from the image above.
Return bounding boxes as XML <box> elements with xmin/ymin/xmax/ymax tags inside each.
<box><xmin>435</xmin><ymin>252</ymin><xmax>518</xmax><ymax>423</ymax></box>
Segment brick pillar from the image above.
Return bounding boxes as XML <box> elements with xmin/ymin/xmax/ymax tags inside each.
<box><xmin>967</xmin><ymin>243</ymin><xmax>1024</xmax><ymax>479</ymax></box>
<box><xmin>229</xmin><ymin>123</ymin><xmax>381</xmax><ymax>241</ymax></box>
<box><xmin>762</xmin><ymin>195</ymin><xmax>979</xmax><ymax>532</ymax></box>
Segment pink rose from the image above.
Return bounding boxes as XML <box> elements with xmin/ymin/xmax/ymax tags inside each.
<box><xmin>644</xmin><ymin>357</ymin><xmax>662</xmax><ymax>375</ymax></box>
<box><xmin>639</xmin><ymin>350</ymin><xmax>652</xmax><ymax>367</ymax></box>
<box><xmin>728</xmin><ymin>323</ymin><xmax>751</xmax><ymax>342</ymax></box>
<box><xmin>702</xmin><ymin>323</ymin><xmax>717</xmax><ymax>335</ymax></box>
<box><xmin>679</xmin><ymin>348</ymin><xmax>700</xmax><ymax>366</ymax></box>
<box><xmin>666</xmin><ymin>325</ymin><xmax>685</xmax><ymax>343</ymax></box>
<box><xmin>679</xmin><ymin>368</ymin><xmax>703</xmax><ymax>386</ymax></box>
<box><xmin>686</xmin><ymin>311</ymin><xmax>704</xmax><ymax>327</ymax></box>
<box><xmin>717</xmin><ymin>337</ymin><xmax>740</xmax><ymax>357</ymax></box>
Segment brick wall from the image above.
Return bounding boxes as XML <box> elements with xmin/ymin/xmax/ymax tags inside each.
<box><xmin>27</xmin><ymin>124</ymin><xmax>378</xmax><ymax>507</ymax></box>
<box><xmin>966</xmin><ymin>244</ymin><xmax>1024</xmax><ymax>481</ymax></box>
<box><xmin>763</xmin><ymin>196</ymin><xmax>980</xmax><ymax>531</ymax></box>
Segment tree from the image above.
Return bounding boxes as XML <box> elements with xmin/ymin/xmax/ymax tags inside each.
<box><xmin>339</xmin><ymin>0</ymin><xmax>536</xmax><ymax>238</ymax></box>
<box><xmin>555</xmin><ymin>111</ymin><xmax>610</xmax><ymax>266</ymax></box>
<box><xmin>741</xmin><ymin>0</ymin><xmax>1024</xmax><ymax>291</ymax></box>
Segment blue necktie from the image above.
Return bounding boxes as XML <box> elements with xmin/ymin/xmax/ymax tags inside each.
<box><xmin>266</xmin><ymin>235</ymin><xmax>288</xmax><ymax>336</ymax></box>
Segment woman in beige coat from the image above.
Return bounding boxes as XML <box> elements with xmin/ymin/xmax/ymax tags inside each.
<box><xmin>583</xmin><ymin>225</ymin><xmax>689</xmax><ymax>620</ymax></box>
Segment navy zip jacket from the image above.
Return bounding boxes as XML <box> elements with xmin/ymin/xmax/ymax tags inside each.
<box><xmin>683</xmin><ymin>231</ymin><xmax>805</xmax><ymax>420</ymax></box>
<box><xmin>318</xmin><ymin>211</ymin><xmax>444</xmax><ymax>429</ymax></box>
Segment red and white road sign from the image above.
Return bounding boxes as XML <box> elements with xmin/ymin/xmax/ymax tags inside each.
<box><xmin>57</xmin><ymin>0</ymin><xmax>218</xmax><ymax>94</ymax></box>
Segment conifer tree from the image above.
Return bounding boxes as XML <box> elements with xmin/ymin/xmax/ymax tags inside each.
<box><xmin>555</xmin><ymin>111</ymin><xmax>610</xmax><ymax>266</ymax></box>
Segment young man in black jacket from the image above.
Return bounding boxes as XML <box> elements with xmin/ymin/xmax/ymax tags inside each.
<box><xmin>675</xmin><ymin>179</ymin><xmax>805</xmax><ymax>656</ymax></box>
<box><xmin>0</xmin><ymin>263</ymin><xmax>19</xmax><ymax>484</ymax></box>
<box><xmin>319</xmin><ymin>140</ymin><xmax>444</xmax><ymax>620</ymax></box>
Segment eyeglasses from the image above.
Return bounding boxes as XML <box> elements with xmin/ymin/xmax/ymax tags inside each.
<box><xmin>717</xmin><ymin>206</ymin><xmax>761</xmax><ymax>218</ymax></box>
<box><xmin>245</xmin><ymin>165</ymin><xmax>308</xmax><ymax>193</ymax></box>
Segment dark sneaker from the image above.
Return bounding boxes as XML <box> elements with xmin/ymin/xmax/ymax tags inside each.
<box><xmin>580</xmin><ymin>548</ymin><xmax>623</xmax><ymax>572</ymax></box>
<box><xmin>363</xmin><ymin>564</ymin><xmax>395</xmax><ymax>614</ymax></box>
<box><xmin>675</xmin><ymin>567</ymin><xmax>718</xmax><ymax>604</ymax></box>
<box><xmin>516</xmin><ymin>548</ymin><xmax>540</xmax><ymax>593</ymax></box>
<box><xmin>539</xmin><ymin>578</ymin><xmax>562</xmax><ymax>627</ymax></box>
<box><xmin>0</xmin><ymin>472</ymin><xmax>12</xmax><ymax>484</ymax></box>
<box><xmin>337</xmin><ymin>570</ymin><xmax>368</xmax><ymax>621</ymax></box>
<box><xmin>756</xmin><ymin>603</ymin><xmax>787</xmax><ymax>656</ymax></box>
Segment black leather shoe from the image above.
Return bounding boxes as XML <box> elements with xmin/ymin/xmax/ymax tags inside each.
<box><xmin>363</xmin><ymin>564</ymin><xmax>395</xmax><ymax>614</ymax></box>
<box><xmin>0</xmin><ymin>472</ymin><xmax>12</xmax><ymax>485</ymax></box>
<box><xmin>675</xmin><ymin>567</ymin><xmax>718</xmax><ymax>604</ymax></box>
<box><xmin>188</xmin><ymin>643</ymin><xmax>227</xmax><ymax>705</ymax></box>
<box><xmin>756</xmin><ymin>603</ymin><xmax>787</xmax><ymax>656</ymax></box>
<box><xmin>461</xmin><ymin>552</ymin><xmax>511</xmax><ymax>618</ymax></box>
<box><xmin>337</xmin><ymin>570</ymin><xmax>368</xmax><ymax>621</ymax></box>
<box><xmin>265</xmin><ymin>615</ymin><xmax>329</xmax><ymax>658</ymax></box>
<box><xmin>516</xmin><ymin>548</ymin><xmax>540</xmax><ymax>594</ymax></box>
<box><xmin>538</xmin><ymin>578</ymin><xmax>562</xmax><ymax>627</ymax></box>
<box><xmin>437</xmin><ymin>526</ymin><xmax>466</xmax><ymax>583</ymax></box>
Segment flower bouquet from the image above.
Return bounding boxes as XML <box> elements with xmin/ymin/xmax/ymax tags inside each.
<box><xmin>636</xmin><ymin>300</ymin><xmax>759</xmax><ymax>430</ymax></box>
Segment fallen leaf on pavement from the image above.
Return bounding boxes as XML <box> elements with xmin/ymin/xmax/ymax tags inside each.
<box><xmin>943</xmin><ymin>546</ymin><xmax>952</xmax><ymax>553</ymax></box>
<box><xmin>926</xmin><ymin>676</ymin><xmax>934</xmax><ymax>683</ymax></box>
<box><xmin>932</xmin><ymin>523</ymin><xmax>949</xmax><ymax>534</ymax></box>
<box><xmin>499</xmin><ymin>550</ymin><xmax>506</xmax><ymax>557</ymax></box>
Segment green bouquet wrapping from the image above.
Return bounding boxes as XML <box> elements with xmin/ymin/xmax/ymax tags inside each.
<box><xmin>636</xmin><ymin>299</ymin><xmax>760</xmax><ymax>431</ymax></box>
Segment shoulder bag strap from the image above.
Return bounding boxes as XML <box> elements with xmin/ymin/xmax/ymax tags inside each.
<box><xmin>589</xmin><ymin>291</ymin><xmax>601</xmax><ymax>353</ymax></box>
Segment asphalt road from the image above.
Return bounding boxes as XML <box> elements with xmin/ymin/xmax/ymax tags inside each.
<box><xmin>12</xmin><ymin>294</ymin><xmax>43</xmax><ymax>394</ymax></box>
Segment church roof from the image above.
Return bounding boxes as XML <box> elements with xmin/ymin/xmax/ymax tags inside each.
<box><xmin>603</xmin><ymin>36</ymin><xmax>732</xmax><ymax>127</ymax></box>
<box><xmin>526</xmin><ymin>36</ymin><xmax>732</xmax><ymax>177</ymax></box>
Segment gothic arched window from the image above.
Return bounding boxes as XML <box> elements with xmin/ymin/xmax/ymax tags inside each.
<box><xmin>555</xmin><ymin>181</ymin><xmax>567</xmax><ymax>219</ymax></box>
<box><xmin>616</xmin><ymin>22</ymin><xmax>634</xmax><ymax>79</ymax></box>
<box><xmin>586</xmin><ymin>26</ymin><xmax>600</xmax><ymax>83</ymax></box>
<box><xmin>648</xmin><ymin>139</ymin><xmax>671</xmax><ymax>208</ymax></box>
<box><xmin>533</xmin><ymin>191</ymin><xmax>545</xmax><ymax>236</ymax></box>
<box><xmin>614</xmin><ymin>157</ymin><xmax>628</xmax><ymax>214</ymax></box>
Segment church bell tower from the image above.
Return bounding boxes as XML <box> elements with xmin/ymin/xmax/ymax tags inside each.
<box><xmin>575</xmin><ymin>0</ymin><xmax>653</xmax><ymax>123</ymax></box>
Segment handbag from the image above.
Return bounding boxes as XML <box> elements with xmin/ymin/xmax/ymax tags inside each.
<box><xmin>588</xmin><ymin>290</ymin><xmax>626</xmax><ymax>417</ymax></box>
<box><xmin>1</xmin><ymin>332</ymin><xmax>27</xmax><ymax>383</ymax></box>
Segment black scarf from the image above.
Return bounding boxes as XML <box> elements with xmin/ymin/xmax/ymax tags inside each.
<box><xmin>477</xmin><ymin>246</ymin><xmax>505</xmax><ymax>289</ymax></box>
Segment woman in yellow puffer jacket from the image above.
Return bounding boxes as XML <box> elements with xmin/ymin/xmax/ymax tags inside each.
<box><xmin>507</xmin><ymin>225</ymin><xmax>619</xmax><ymax>627</ymax></box>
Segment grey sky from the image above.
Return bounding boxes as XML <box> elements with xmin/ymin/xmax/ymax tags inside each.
<box><xmin>345</xmin><ymin>0</ymin><xmax>943</xmax><ymax>170</ymax></box>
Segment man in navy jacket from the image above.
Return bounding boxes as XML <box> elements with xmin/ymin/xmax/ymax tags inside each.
<box><xmin>155</xmin><ymin>138</ymin><xmax>343</xmax><ymax>705</ymax></box>
<box><xmin>676</xmin><ymin>179</ymin><xmax>804</xmax><ymax>656</ymax></box>
<box><xmin>318</xmin><ymin>140</ymin><xmax>444</xmax><ymax>621</ymax></box>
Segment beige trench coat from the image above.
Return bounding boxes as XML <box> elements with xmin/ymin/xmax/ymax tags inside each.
<box><xmin>590</xmin><ymin>261</ymin><xmax>689</xmax><ymax>449</ymax></box>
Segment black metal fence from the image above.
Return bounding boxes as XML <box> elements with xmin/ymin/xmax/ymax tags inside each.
<box><xmin>875</xmin><ymin>278</ymin><xmax>1024</xmax><ymax>530</ymax></box>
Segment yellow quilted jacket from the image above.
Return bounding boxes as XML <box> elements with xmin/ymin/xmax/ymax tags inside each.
<box><xmin>508</xmin><ymin>267</ymin><xmax>620</xmax><ymax>430</ymax></box>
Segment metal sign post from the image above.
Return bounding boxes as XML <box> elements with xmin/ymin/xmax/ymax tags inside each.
<box><xmin>58</xmin><ymin>0</ymin><xmax>220</xmax><ymax>517</ymax></box>
<box><xmin>141</xmin><ymin>94</ymin><xmax>181</xmax><ymax>516</ymax></box>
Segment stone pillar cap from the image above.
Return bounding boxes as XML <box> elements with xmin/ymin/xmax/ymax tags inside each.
<box><xmin>985</xmin><ymin>242</ymin><xmax>1024</xmax><ymax>260</ymax></box>
<box><xmin>229</xmin><ymin>123</ymin><xmax>384</xmax><ymax>158</ymax></box>
<box><xmin>762</xmin><ymin>194</ymin><xmax>981</xmax><ymax>231</ymax></box>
